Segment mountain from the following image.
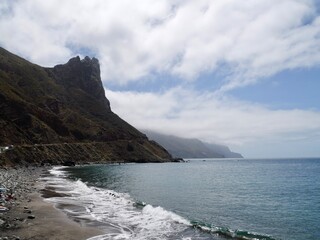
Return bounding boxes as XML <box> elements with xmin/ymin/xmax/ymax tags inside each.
<box><xmin>0</xmin><ymin>47</ymin><xmax>172</xmax><ymax>166</ymax></box>
<box><xmin>143</xmin><ymin>130</ymin><xmax>243</xmax><ymax>158</ymax></box>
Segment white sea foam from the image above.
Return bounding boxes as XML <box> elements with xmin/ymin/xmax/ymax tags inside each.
<box><xmin>48</xmin><ymin>166</ymin><xmax>67</xmax><ymax>177</ymax></box>
<box><xmin>43</xmin><ymin>166</ymin><xmax>191</xmax><ymax>240</ymax></box>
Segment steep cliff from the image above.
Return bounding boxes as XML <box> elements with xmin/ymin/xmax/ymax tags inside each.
<box><xmin>0</xmin><ymin>47</ymin><xmax>172</xmax><ymax>165</ymax></box>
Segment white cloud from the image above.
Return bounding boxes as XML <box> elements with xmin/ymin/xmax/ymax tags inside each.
<box><xmin>1</xmin><ymin>0</ymin><xmax>320</xmax><ymax>88</ymax></box>
<box><xmin>105</xmin><ymin>88</ymin><xmax>320</xmax><ymax>152</ymax></box>
<box><xmin>1</xmin><ymin>0</ymin><xmax>320</xmax><ymax>157</ymax></box>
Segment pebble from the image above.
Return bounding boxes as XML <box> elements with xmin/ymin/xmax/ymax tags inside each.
<box><xmin>0</xmin><ymin>167</ymin><xmax>47</xmax><ymax>237</ymax></box>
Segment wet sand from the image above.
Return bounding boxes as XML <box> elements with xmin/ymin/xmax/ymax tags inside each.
<box><xmin>0</xmin><ymin>167</ymin><xmax>103</xmax><ymax>240</ymax></box>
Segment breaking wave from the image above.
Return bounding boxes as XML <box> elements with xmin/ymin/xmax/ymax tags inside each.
<box><xmin>41</xmin><ymin>166</ymin><xmax>277</xmax><ymax>240</ymax></box>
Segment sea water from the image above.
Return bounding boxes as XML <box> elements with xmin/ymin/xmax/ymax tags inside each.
<box><xmin>41</xmin><ymin>158</ymin><xmax>320</xmax><ymax>240</ymax></box>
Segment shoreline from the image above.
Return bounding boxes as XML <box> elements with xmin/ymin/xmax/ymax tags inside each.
<box><xmin>0</xmin><ymin>167</ymin><xmax>103</xmax><ymax>240</ymax></box>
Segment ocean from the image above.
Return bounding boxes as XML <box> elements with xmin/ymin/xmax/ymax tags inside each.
<box><xmin>41</xmin><ymin>158</ymin><xmax>320</xmax><ymax>240</ymax></box>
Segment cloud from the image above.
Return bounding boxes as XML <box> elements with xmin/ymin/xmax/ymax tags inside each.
<box><xmin>1</xmin><ymin>0</ymin><xmax>320</xmax><ymax>89</ymax></box>
<box><xmin>105</xmin><ymin>87</ymin><xmax>320</xmax><ymax>148</ymax></box>
<box><xmin>1</xmin><ymin>0</ymin><xmax>320</xmax><ymax>157</ymax></box>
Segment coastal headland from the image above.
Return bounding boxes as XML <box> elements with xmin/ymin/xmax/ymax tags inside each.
<box><xmin>0</xmin><ymin>47</ymin><xmax>174</xmax><ymax>238</ymax></box>
<box><xmin>0</xmin><ymin>47</ymin><xmax>173</xmax><ymax>167</ymax></box>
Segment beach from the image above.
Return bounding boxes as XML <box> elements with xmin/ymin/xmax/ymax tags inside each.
<box><xmin>0</xmin><ymin>167</ymin><xmax>102</xmax><ymax>240</ymax></box>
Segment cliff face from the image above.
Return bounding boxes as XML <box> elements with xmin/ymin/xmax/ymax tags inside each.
<box><xmin>50</xmin><ymin>56</ymin><xmax>111</xmax><ymax>112</ymax></box>
<box><xmin>0</xmin><ymin>47</ymin><xmax>172</xmax><ymax>165</ymax></box>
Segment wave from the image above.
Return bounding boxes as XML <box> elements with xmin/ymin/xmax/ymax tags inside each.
<box><xmin>191</xmin><ymin>221</ymin><xmax>276</xmax><ymax>240</ymax></box>
<box><xmin>42</xmin><ymin>167</ymin><xmax>277</xmax><ymax>240</ymax></box>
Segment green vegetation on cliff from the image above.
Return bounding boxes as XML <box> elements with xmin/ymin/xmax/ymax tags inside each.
<box><xmin>0</xmin><ymin>47</ymin><xmax>172</xmax><ymax>165</ymax></box>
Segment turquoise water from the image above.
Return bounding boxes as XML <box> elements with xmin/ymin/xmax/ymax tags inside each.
<box><xmin>44</xmin><ymin>159</ymin><xmax>320</xmax><ymax>240</ymax></box>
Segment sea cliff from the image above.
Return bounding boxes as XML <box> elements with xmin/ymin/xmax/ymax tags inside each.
<box><xmin>0</xmin><ymin>47</ymin><xmax>173</xmax><ymax>166</ymax></box>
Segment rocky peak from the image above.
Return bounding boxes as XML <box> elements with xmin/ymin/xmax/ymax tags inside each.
<box><xmin>52</xmin><ymin>56</ymin><xmax>111</xmax><ymax>111</ymax></box>
<box><xmin>0</xmin><ymin>47</ymin><xmax>173</xmax><ymax>163</ymax></box>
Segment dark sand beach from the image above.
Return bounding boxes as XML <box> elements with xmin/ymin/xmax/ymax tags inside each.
<box><xmin>0</xmin><ymin>167</ymin><xmax>102</xmax><ymax>240</ymax></box>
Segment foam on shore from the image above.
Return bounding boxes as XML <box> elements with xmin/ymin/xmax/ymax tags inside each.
<box><xmin>41</xmin><ymin>166</ymin><xmax>276</xmax><ymax>240</ymax></box>
<box><xmin>0</xmin><ymin>167</ymin><xmax>102</xmax><ymax>240</ymax></box>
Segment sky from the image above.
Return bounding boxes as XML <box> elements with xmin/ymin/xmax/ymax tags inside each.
<box><xmin>1</xmin><ymin>0</ymin><xmax>320</xmax><ymax>158</ymax></box>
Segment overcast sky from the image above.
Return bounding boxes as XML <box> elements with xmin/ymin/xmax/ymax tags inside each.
<box><xmin>1</xmin><ymin>0</ymin><xmax>320</xmax><ymax>158</ymax></box>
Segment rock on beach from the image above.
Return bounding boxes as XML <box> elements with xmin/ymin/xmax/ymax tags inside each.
<box><xmin>0</xmin><ymin>167</ymin><xmax>47</xmax><ymax>239</ymax></box>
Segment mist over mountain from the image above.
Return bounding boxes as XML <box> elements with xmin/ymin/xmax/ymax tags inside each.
<box><xmin>0</xmin><ymin>47</ymin><xmax>172</xmax><ymax>165</ymax></box>
<box><xmin>143</xmin><ymin>130</ymin><xmax>243</xmax><ymax>159</ymax></box>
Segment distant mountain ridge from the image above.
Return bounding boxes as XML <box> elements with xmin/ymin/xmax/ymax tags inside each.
<box><xmin>0</xmin><ymin>47</ymin><xmax>172</xmax><ymax>165</ymax></box>
<box><xmin>143</xmin><ymin>130</ymin><xmax>243</xmax><ymax>158</ymax></box>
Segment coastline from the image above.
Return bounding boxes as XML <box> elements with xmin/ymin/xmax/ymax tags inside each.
<box><xmin>0</xmin><ymin>167</ymin><xmax>103</xmax><ymax>240</ymax></box>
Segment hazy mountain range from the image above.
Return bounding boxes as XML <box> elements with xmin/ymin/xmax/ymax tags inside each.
<box><xmin>143</xmin><ymin>130</ymin><xmax>243</xmax><ymax>158</ymax></box>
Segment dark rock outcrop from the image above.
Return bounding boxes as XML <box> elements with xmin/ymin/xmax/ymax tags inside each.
<box><xmin>50</xmin><ymin>56</ymin><xmax>111</xmax><ymax>112</ymax></box>
<box><xmin>0</xmin><ymin>47</ymin><xmax>173</xmax><ymax>166</ymax></box>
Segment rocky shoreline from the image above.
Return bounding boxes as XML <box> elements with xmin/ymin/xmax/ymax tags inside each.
<box><xmin>0</xmin><ymin>167</ymin><xmax>102</xmax><ymax>240</ymax></box>
<box><xmin>0</xmin><ymin>167</ymin><xmax>46</xmax><ymax>239</ymax></box>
